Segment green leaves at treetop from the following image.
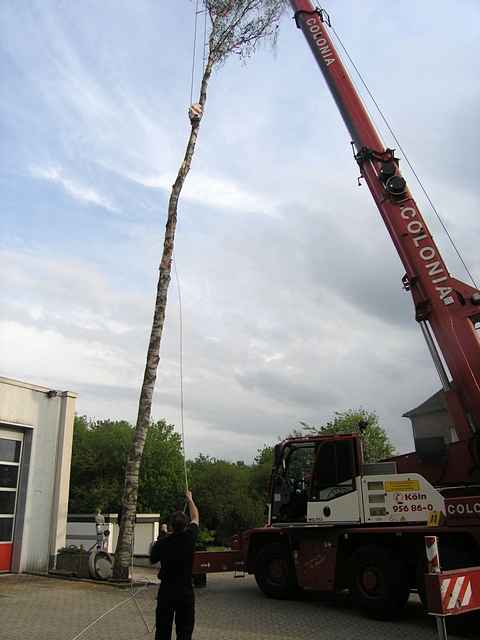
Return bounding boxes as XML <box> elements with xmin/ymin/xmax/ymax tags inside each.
<box><xmin>206</xmin><ymin>0</ymin><xmax>288</xmax><ymax>63</ymax></box>
<box><xmin>69</xmin><ymin>416</ymin><xmax>184</xmax><ymax>516</ymax></box>
<box><xmin>296</xmin><ymin>409</ymin><xmax>395</xmax><ymax>463</ymax></box>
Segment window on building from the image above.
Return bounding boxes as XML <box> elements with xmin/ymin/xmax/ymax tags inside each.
<box><xmin>0</xmin><ymin>492</ymin><xmax>16</xmax><ymax>515</ymax></box>
<box><xmin>0</xmin><ymin>465</ymin><xmax>18</xmax><ymax>489</ymax></box>
<box><xmin>0</xmin><ymin>439</ymin><xmax>21</xmax><ymax>464</ymax></box>
<box><xmin>0</xmin><ymin>518</ymin><xmax>13</xmax><ymax>542</ymax></box>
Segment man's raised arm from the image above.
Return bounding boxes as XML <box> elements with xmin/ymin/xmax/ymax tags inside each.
<box><xmin>186</xmin><ymin>490</ymin><xmax>199</xmax><ymax>526</ymax></box>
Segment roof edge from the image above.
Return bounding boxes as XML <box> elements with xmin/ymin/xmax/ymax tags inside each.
<box><xmin>0</xmin><ymin>376</ymin><xmax>78</xmax><ymax>398</ymax></box>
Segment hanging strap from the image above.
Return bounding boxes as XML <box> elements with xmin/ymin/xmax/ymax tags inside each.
<box><xmin>189</xmin><ymin>0</ymin><xmax>200</xmax><ymax>105</ymax></box>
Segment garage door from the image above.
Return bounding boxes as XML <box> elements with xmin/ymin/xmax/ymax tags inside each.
<box><xmin>0</xmin><ymin>428</ymin><xmax>23</xmax><ymax>572</ymax></box>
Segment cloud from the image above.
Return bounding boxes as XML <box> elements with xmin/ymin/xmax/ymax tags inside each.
<box><xmin>2</xmin><ymin>0</ymin><xmax>479</xmax><ymax>464</ymax></box>
<box><xmin>0</xmin><ymin>247</ymin><xmax>152</xmax><ymax>352</ymax></box>
<box><xmin>236</xmin><ymin>366</ymin><xmax>339</xmax><ymax>408</ymax></box>
<box><xmin>1</xmin><ymin>222</ymin><xmax>427</xmax><ymax>461</ymax></box>
<box><xmin>30</xmin><ymin>166</ymin><xmax>118</xmax><ymax>212</ymax></box>
<box><xmin>0</xmin><ymin>320</ymin><xmax>133</xmax><ymax>388</ymax></box>
<box><xmin>127</xmin><ymin>171</ymin><xmax>277</xmax><ymax>216</ymax></box>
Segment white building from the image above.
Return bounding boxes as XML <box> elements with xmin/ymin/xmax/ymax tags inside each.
<box><xmin>403</xmin><ymin>389</ymin><xmax>458</xmax><ymax>460</ymax></box>
<box><xmin>67</xmin><ymin>513</ymin><xmax>160</xmax><ymax>562</ymax></box>
<box><xmin>0</xmin><ymin>377</ymin><xmax>77</xmax><ymax>573</ymax></box>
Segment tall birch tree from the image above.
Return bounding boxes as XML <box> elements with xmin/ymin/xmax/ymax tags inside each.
<box><xmin>114</xmin><ymin>0</ymin><xmax>288</xmax><ymax>579</ymax></box>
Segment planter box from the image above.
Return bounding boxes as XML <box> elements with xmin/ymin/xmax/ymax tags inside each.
<box><xmin>56</xmin><ymin>550</ymin><xmax>91</xmax><ymax>578</ymax></box>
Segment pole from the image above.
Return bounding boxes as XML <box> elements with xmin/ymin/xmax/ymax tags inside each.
<box><xmin>425</xmin><ymin>536</ymin><xmax>448</xmax><ymax>640</ymax></box>
<box><xmin>435</xmin><ymin>618</ymin><xmax>448</xmax><ymax>640</ymax></box>
<box><xmin>420</xmin><ymin>321</ymin><xmax>451</xmax><ymax>392</ymax></box>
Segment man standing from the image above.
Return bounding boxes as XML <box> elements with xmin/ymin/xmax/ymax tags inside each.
<box><xmin>94</xmin><ymin>508</ymin><xmax>106</xmax><ymax>550</ymax></box>
<box><xmin>150</xmin><ymin>491</ymin><xmax>200</xmax><ymax>640</ymax></box>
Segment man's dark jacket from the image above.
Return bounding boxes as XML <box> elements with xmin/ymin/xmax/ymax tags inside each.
<box><xmin>150</xmin><ymin>523</ymin><xmax>199</xmax><ymax>591</ymax></box>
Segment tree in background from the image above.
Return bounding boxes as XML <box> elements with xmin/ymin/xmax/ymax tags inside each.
<box><xmin>70</xmin><ymin>417</ymin><xmax>272</xmax><ymax>543</ymax></box>
<box><xmin>69</xmin><ymin>407</ymin><xmax>393</xmax><ymax>548</ymax></box>
<box><xmin>137</xmin><ymin>420</ymin><xmax>185</xmax><ymax>513</ymax></box>
<box><xmin>70</xmin><ymin>416</ymin><xmax>184</xmax><ymax>516</ymax></box>
<box><xmin>69</xmin><ymin>416</ymin><xmax>132</xmax><ymax>513</ymax></box>
<box><xmin>114</xmin><ymin>0</ymin><xmax>288</xmax><ymax>578</ymax></box>
<box><xmin>249</xmin><ymin>444</ymin><xmax>274</xmax><ymax>504</ymax></box>
<box><xmin>188</xmin><ymin>454</ymin><xmax>266</xmax><ymax>544</ymax></box>
<box><xmin>297</xmin><ymin>409</ymin><xmax>395</xmax><ymax>463</ymax></box>
<box><xmin>249</xmin><ymin>410</ymin><xmax>395</xmax><ymax>503</ymax></box>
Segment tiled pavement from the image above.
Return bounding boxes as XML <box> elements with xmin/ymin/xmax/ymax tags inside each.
<box><xmin>1</xmin><ymin>571</ymin><xmax>478</xmax><ymax>640</ymax></box>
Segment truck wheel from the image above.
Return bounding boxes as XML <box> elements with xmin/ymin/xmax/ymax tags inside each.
<box><xmin>350</xmin><ymin>545</ymin><xmax>409</xmax><ymax>619</ymax></box>
<box><xmin>254</xmin><ymin>542</ymin><xmax>297</xmax><ymax>599</ymax></box>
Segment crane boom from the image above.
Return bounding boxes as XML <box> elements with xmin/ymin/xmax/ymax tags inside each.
<box><xmin>290</xmin><ymin>1</ymin><xmax>480</xmax><ymax>447</ymax></box>
<box><xmin>191</xmin><ymin>7</ymin><xmax>480</xmax><ymax>615</ymax></box>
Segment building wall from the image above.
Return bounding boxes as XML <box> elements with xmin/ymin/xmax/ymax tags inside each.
<box><xmin>404</xmin><ymin>390</ymin><xmax>458</xmax><ymax>450</ymax></box>
<box><xmin>66</xmin><ymin>514</ymin><xmax>160</xmax><ymax>557</ymax></box>
<box><xmin>0</xmin><ymin>377</ymin><xmax>77</xmax><ymax>573</ymax></box>
<box><xmin>411</xmin><ymin>410</ymin><xmax>452</xmax><ymax>443</ymax></box>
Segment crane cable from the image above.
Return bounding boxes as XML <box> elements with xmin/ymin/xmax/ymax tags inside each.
<box><xmin>329</xmin><ymin>22</ymin><xmax>478</xmax><ymax>289</ymax></box>
<box><xmin>189</xmin><ymin>0</ymin><xmax>200</xmax><ymax>104</ymax></box>
<box><xmin>202</xmin><ymin>0</ymin><xmax>208</xmax><ymax>73</ymax></box>
<box><xmin>189</xmin><ymin>0</ymin><xmax>209</xmax><ymax>104</ymax></box>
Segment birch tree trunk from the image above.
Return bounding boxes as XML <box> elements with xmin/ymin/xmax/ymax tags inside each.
<box><xmin>113</xmin><ymin>53</ymin><xmax>214</xmax><ymax>579</ymax></box>
<box><xmin>112</xmin><ymin>0</ymin><xmax>287</xmax><ymax>580</ymax></box>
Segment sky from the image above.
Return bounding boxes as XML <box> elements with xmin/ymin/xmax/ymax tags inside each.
<box><xmin>2</xmin><ymin>1</ymin><xmax>480</xmax><ymax>463</ymax></box>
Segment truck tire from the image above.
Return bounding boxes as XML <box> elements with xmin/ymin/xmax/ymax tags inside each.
<box><xmin>254</xmin><ymin>542</ymin><xmax>297</xmax><ymax>599</ymax></box>
<box><xmin>350</xmin><ymin>545</ymin><xmax>409</xmax><ymax>619</ymax></box>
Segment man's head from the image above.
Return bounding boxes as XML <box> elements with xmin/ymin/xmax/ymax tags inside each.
<box><xmin>170</xmin><ymin>510</ymin><xmax>188</xmax><ymax>533</ymax></box>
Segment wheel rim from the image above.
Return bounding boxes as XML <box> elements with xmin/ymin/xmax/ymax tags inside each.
<box><xmin>360</xmin><ymin>566</ymin><xmax>382</xmax><ymax>596</ymax></box>
<box><xmin>268</xmin><ymin>558</ymin><xmax>287</xmax><ymax>584</ymax></box>
<box><xmin>92</xmin><ymin>551</ymin><xmax>113</xmax><ymax>579</ymax></box>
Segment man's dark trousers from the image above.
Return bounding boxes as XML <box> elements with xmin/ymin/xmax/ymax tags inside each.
<box><xmin>155</xmin><ymin>584</ymin><xmax>195</xmax><ymax>640</ymax></box>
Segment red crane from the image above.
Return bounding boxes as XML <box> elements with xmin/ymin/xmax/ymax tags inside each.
<box><xmin>290</xmin><ymin>0</ymin><xmax>480</xmax><ymax>483</ymax></box>
<box><xmin>194</xmin><ymin>6</ymin><xmax>480</xmax><ymax>618</ymax></box>
<box><xmin>191</xmin><ymin>7</ymin><xmax>480</xmax><ymax>618</ymax></box>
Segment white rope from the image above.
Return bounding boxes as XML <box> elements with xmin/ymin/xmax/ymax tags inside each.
<box><xmin>190</xmin><ymin>0</ymin><xmax>209</xmax><ymax>103</ymax></box>
<box><xmin>69</xmin><ymin>585</ymin><xmax>150</xmax><ymax>640</ymax></box>
<box><xmin>189</xmin><ymin>0</ymin><xmax>200</xmax><ymax>104</ymax></box>
<box><xmin>202</xmin><ymin>0</ymin><xmax>208</xmax><ymax>73</ymax></box>
<box><xmin>173</xmin><ymin>255</ymin><xmax>189</xmax><ymax>492</ymax></box>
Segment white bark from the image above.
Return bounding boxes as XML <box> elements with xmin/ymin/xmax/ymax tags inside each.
<box><xmin>113</xmin><ymin>52</ymin><xmax>215</xmax><ymax>579</ymax></box>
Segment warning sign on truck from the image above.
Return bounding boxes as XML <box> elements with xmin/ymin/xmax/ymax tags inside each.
<box><xmin>384</xmin><ymin>479</ymin><xmax>421</xmax><ymax>492</ymax></box>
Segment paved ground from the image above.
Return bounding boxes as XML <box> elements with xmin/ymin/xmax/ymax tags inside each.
<box><xmin>1</xmin><ymin>571</ymin><xmax>479</xmax><ymax>640</ymax></box>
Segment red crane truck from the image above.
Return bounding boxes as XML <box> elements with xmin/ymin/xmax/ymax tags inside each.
<box><xmin>194</xmin><ymin>2</ymin><xmax>480</xmax><ymax>619</ymax></box>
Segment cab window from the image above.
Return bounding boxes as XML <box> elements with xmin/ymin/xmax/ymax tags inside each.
<box><xmin>310</xmin><ymin>439</ymin><xmax>357</xmax><ymax>501</ymax></box>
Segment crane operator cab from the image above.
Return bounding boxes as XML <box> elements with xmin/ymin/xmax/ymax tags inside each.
<box><xmin>270</xmin><ymin>434</ymin><xmax>363</xmax><ymax>526</ymax></box>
